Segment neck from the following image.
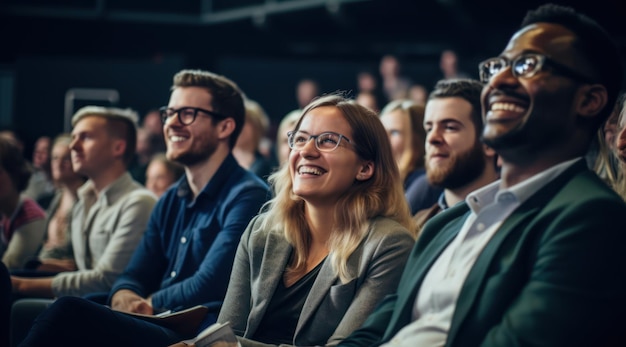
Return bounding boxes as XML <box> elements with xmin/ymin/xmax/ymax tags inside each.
<box><xmin>62</xmin><ymin>178</ymin><xmax>85</xmax><ymax>196</ymax></box>
<box><xmin>496</xmin><ymin>130</ymin><xmax>589</xmax><ymax>188</ymax></box>
<box><xmin>89</xmin><ymin>163</ymin><xmax>127</xmax><ymax>194</ymax></box>
<box><xmin>232</xmin><ymin>148</ymin><xmax>255</xmax><ymax>170</ymax></box>
<box><xmin>303</xmin><ymin>203</ymin><xmax>335</xmax><ymax>247</ymax></box>
<box><xmin>185</xmin><ymin>145</ymin><xmax>230</xmax><ymax>198</ymax></box>
<box><xmin>445</xmin><ymin>163</ymin><xmax>500</xmax><ymax>206</ymax></box>
<box><xmin>499</xmin><ymin>150</ymin><xmax>580</xmax><ymax>188</ymax></box>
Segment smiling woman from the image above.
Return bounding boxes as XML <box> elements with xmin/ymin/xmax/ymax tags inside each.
<box><xmin>208</xmin><ymin>93</ymin><xmax>416</xmax><ymax>347</ymax></box>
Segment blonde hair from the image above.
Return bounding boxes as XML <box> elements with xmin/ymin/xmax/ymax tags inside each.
<box><xmin>379</xmin><ymin>99</ymin><xmax>426</xmax><ymax>182</ymax></box>
<box><xmin>243</xmin><ymin>99</ymin><xmax>270</xmax><ymax>151</ymax></box>
<box><xmin>260</xmin><ymin>93</ymin><xmax>414</xmax><ymax>283</ymax></box>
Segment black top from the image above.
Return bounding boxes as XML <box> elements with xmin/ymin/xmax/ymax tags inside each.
<box><xmin>252</xmin><ymin>259</ymin><xmax>325</xmax><ymax>345</ymax></box>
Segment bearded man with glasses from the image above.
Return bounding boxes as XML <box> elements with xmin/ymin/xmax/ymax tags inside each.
<box><xmin>338</xmin><ymin>4</ymin><xmax>626</xmax><ymax>347</ymax></box>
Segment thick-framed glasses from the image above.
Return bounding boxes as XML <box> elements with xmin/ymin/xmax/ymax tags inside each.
<box><xmin>159</xmin><ymin>106</ymin><xmax>225</xmax><ymax>125</ymax></box>
<box><xmin>287</xmin><ymin>131</ymin><xmax>352</xmax><ymax>152</ymax></box>
<box><xmin>478</xmin><ymin>53</ymin><xmax>595</xmax><ymax>84</ymax></box>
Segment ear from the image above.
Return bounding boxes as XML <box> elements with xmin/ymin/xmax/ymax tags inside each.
<box><xmin>355</xmin><ymin>161</ymin><xmax>374</xmax><ymax>181</ymax></box>
<box><xmin>112</xmin><ymin>139</ymin><xmax>126</xmax><ymax>158</ymax></box>
<box><xmin>576</xmin><ymin>84</ymin><xmax>608</xmax><ymax>120</ymax></box>
<box><xmin>482</xmin><ymin>143</ymin><xmax>496</xmax><ymax>158</ymax></box>
<box><xmin>216</xmin><ymin>118</ymin><xmax>236</xmax><ymax>140</ymax></box>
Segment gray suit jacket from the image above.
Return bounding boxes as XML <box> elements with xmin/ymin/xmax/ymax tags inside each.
<box><xmin>218</xmin><ymin>214</ymin><xmax>415</xmax><ymax>347</ymax></box>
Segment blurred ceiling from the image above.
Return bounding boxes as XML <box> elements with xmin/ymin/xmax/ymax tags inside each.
<box><xmin>1</xmin><ymin>0</ymin><xmax>625</xmax><ymax>65</ymax></box>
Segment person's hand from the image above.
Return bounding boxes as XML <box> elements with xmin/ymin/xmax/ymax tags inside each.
<box><xmin>111</xmin><ymin>289</ymin><xmax>154</xmax><ymax>315</ymax></box>
<box><xmin>10</xmin><ymin>276</ymin><xmax>22</xmax><ymax>293</ymax></box>
<box><xmin>37</xmin><ymin>258</ymin><xmax>77</xmax><ymax>272</ymax></box>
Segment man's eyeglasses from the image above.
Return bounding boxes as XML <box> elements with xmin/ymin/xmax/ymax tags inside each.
<box><xmin>159</xmin><ymin>106</ymin><xmax>225</xmax><ymax>125</ymax></box>
<box><xmin>287</xmin><ymin>131</ymin><xmax>352</xmax><ymax>152</ymax></box>
<box><xmin>478</xmin><ymin>53</ymin><xmax>595</xmax><ymax>84</ymax></box>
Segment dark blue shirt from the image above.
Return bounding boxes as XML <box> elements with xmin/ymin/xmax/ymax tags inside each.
<box><xmin>109</xmin><ymin>154</ymin><xmax>269</xmax><ymax>316</ymax></box>
<box><xmin>404</xmin><ymin>168</ymin><xmax>443</xmax><ymax>215</ymax></box>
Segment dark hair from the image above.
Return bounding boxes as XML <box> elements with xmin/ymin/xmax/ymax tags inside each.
<box><xmin>521</xmin><ymin>3</ymin><xmax>623</xmax><ymax>126</ymax></box>
<box><xmin>172</xmin><ymin>69</ymin><xmax>245</xmax><ymax>148</ymax></box>
<box><xmin>428</xmin><ymin>78</ymin><xmax>484</xmax><ymax>138</ymax></box>
<box><xmin>0</xmin><ymin>136</ymin><xmax>32</xmax><ymax>192</ymax></box>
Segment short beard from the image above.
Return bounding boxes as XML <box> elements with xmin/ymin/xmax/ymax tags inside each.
<box><xmin>167</xmin><ymin>142</ymin><xmax>216</xmax><ymax>167</ymax></box>
<box><xmin>427</xmin><ymin>140</ymin><xmax>486</xmax><ymax>190</ymax></box>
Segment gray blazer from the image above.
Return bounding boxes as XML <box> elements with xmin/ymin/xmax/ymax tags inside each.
<box><xmin>218</xmin><ymin>214</ymin><xmax>415</xmax><ymax>347</ymax></box>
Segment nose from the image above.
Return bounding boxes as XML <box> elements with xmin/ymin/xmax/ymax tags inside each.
<box><xmin>487</xmin><ymin>65</ymin><xmax>519</xmax><ymax>90</ymax></box>
<box><xmin>299</xmin><ymin>136</ymin><xmax>320</xmax><ymax>156</ymax></box>
<box><xmin>69</xmin><ymin>137</ymin><xmax>79</xmax><ymax>151</ymax></box>
<box><xmin>426</xmin><ymin>127</ymin><xmax>443</xmax><ymax>146</ymax></box>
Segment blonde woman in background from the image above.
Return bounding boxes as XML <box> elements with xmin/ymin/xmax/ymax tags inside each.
<box><xmin>379</xmin><ymin>99</ymin><xmax>442</xmax><ymax>214</ymax></box>
<box><xmin>609</xmin><ymin>92</ymin><xmax>626</xmax><ymax>199</ymax></box>
<box><xmin>233</xmin><ymin>98</ymin><xmax>273</xmax><ymax>180</ymax></box>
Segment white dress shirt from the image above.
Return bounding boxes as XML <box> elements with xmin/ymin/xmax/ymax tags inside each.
<box><xmin>382</xmin><ymin>158</ymin><xmax>580</xmax><ymax>347</ymax></box>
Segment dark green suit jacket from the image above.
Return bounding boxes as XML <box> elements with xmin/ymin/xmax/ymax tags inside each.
<box><xmin>340</xmin><ymin>160</ymin><xmax>626</xmax><ymax>347</ymax></box>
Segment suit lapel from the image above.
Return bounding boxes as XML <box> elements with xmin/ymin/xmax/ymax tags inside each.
<box><xmin>446</xmin><ymin>160</ymin><xmax>589</xmax><ymax>344</ymax></box>
<box><xmin>387</xmin><ymin>203</ymin><xmax>470</xmax><ymax>334</ymax></box>
<box><xmin>294</xmin><ymin>255</ymin><xmax>339</xmax><ymax>335</ymax></box>
<box><xmin>248</xmin><ymin>231</ymin><xmax>292</xmax><ymax>335</ymax></box>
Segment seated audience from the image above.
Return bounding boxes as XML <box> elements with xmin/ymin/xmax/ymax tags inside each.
<box><xmin>24</xmin><ymin>134</ymin><xmax>87</xmax><ymax>273</ymax></box>
<box><xmin>0</xmin><ymin>137</ymin><xmax>46</xmax><ymax>270</ymax></box>
<box><xmin>337</xmin><ymin>4</ymin><xmax>626</xmax><ymax>346</ymax></box>
<box><xmin>10</xmin><ymin>106</ymin><xmax>157</xmax><ymax>346</ymax></box>
<box><xmin>145</xmin><ymin>153</ymin><xmax>184</xmax><ymax>198</ymax></box>
<box><xmin>18</xmin><ymin>69</ymin><xmax>270</xmax><ymax>347</ymax></box>
<box><xmin>214</xmin><ymin>93</ymin><xmax>415</xmax><ymax>347</ymax></box>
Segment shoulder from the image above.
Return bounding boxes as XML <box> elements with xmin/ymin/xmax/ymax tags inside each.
<box><xmin>17</xmin><ymin>197</ymin><xmax>46</xmax><ymax>220</ymax></box>
<box><xmin>364</xmin><ymin>217</ymin><xmax>415</xmax><ymax>248</ymax></box>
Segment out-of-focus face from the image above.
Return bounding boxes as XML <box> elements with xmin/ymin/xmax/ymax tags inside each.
<box><xmin>297</xmin><ymin>81</ymin><xmax>319</xmax><ymax>109</ymax></box>
<box><xmin>356</xmin><ymin>93</ymin><xmax>378</xmax><ymax>113</ymax></box>
<box><xmin>425</xmin><ymin>97</ymin><xmax>485</xmax><ymax>189</ymax></box>
<box><xmin>604</xmin><ymin>110</ymin><xmax>619</xmax><ymax>152</ymax></box>
<box><xmin>143</xmin><ymin>111</ymin><xmax>163</xmax><ymax>137</ymax></box>
<box><xmin>380</xmin><ymin>109</ymin><xmax>410</xmax><ymax>164</ymax></box>
<box><xmin>0</xmin><ymin>166</ymin><xmax>15</xmax><ymax>202</ymax></box>
<box><xmin>289</xmin><ymin>106</ymin><xmax>368</xmax><ymax>206</ymax></box>
<box><xmin>32</xmin><ymin>137</ymin><xmax>51</xmax><ymax>169</ymax></box>
<box><xmin>277</xmin><ymin>120</ymin><xmax>297</xmax><ymax>166</ymax></box>
<box><xmin>70</xmin><ymin>116</ymin><xmax>119</xmax><ymax>178</ymax></box>
<box><xmin>164</xmin><ymin>87</ymin><xmax>220</xmax><ymax>167</ymax></box>
<box><xmin>145</xmin><ymin>160</ymin><xmax>176</xmax><ymax>198</ymax></box>
<box><xmin>614</xmin><ymin>104</ymin><xmax>626</xmax><ymax>162</ymax></box>
<box><xmin>50</xmin><ymin>141</ymin><xmax>75</xmax><ymax>183</ymax></box>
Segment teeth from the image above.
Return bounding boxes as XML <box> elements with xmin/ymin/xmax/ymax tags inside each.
<box><xmin>491</xmin><ymin>102</ymin><xmax>526</xmax><ymax>113</ymax></box>
<box><xmin>299</xmin><ymin>166</ymin><xmax>323</xmax><ymax>175</ymax></box>
<box><xmin>169</xmin><ymin>136</ymin><xmax>187</xmax><ymax>142</ymax></box>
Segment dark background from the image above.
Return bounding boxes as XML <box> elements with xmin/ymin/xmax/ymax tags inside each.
<box><xmin>1</xmin><ymin>0</ymin><xmax>625</xmax><ymax>156</ymax></box>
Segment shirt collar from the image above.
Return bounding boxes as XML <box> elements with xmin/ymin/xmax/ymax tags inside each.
<box><xmin>78</xmin><ymin>172</ymin><xmax>135</xmax><ymax>206</ymax></box>
<box><xmin>466</xmin><ymin>157</ymin><xmax>582</xmax><ymax>214</ymax></box>
<box><xmin>176</xmin><ymin>154</ymin><xmax>240</xmax><ymax>203</ymax></box>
